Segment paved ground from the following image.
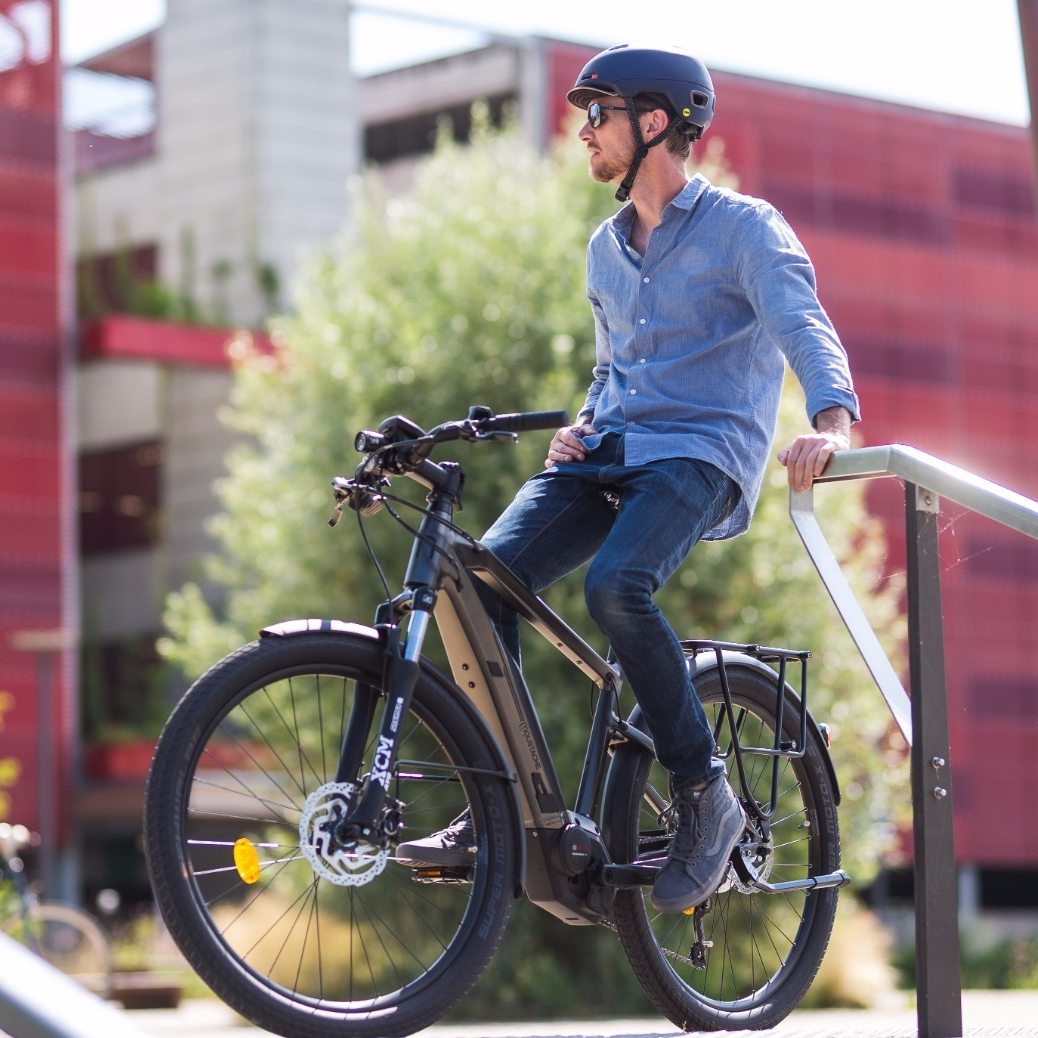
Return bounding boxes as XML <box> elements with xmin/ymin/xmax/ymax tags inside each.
<box><xmin>123</xmin><ymin>990</ymin><xmax>1038</xmax><ymax>1038</ymax></box>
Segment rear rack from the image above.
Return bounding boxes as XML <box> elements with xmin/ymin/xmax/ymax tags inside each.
<box><xmin>680</xmin><ymin>639</ymin><xmax>813</xmax><ymax>824</ymax></box>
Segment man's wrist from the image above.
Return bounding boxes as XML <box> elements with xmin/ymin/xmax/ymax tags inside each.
<box><xmin>812</xmin><ymin>405</ymin><xmax>852</xmax><ymax>439</ymax></box>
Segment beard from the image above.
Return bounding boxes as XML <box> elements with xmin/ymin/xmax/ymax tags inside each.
<box><xmin>587</xmin><ymin>141</ymin><xmax>635</xmax><ymax>185</ymax></box>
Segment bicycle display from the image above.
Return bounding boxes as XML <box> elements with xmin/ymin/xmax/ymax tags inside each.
<box><xmin>143</xmin><ymin>406</ymin><xmax>848</xmax><ymax>1037</ymax></box>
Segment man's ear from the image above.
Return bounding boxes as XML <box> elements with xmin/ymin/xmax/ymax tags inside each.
<box><xmin>643</xmin><ymin>107</ymin><xmax>671</xmax><ymax>137</ymax></box>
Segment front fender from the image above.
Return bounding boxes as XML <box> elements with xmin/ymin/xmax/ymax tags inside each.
<box><xmin>261</xmin><ymin>617</ymin><xmax>381</xmax><ymax>640</ymax></box>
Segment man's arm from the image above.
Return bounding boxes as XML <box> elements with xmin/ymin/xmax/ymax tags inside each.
<box><xmin>777</xmin><ymin>405</ymin><xmax>852</xmax><ymax>492</ymax></box>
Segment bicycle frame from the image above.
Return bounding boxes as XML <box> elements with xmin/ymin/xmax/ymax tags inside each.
<box><xmin>322</xmin><ymin>459</ymin><xmax>655</xmax><ymax>924</ymax></box>
<box><xmin>319</xmin><ymin>447</ymin><xmax>848</xmax><ymax>926</ymax></box>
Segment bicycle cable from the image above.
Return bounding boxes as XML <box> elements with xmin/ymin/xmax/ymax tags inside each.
<box><xmin>378</xmin><ymin>492</ymin><xmax>466</xmax><ymax>587</ymax></box>
<box><xmin>348</xmin><ymin>480</ymin><xmax>474</xmax><ymax>599</ymax></box>
<box><xmin>353</xmin><ymin>504</ymin><xmax>393</xmax><ymax>602</ymax></box>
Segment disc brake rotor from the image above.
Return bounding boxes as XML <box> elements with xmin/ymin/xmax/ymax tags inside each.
<box><xmin>298</xmin><ymin>782</ymin><xmax>388</xmax><ymax>886</ymax></box>
<box><xmin>731</xmin><ymin>831</ymin><xmax>774</xmax><ymax>893</ymax></box>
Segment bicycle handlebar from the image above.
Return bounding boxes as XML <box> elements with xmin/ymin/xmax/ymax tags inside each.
<box><xmin>331</xmin><ymin>406</ymin><xmax>570</xmax><ymax>522</ymax></box>
<box><xmin>481</xmin><ymin>410</ymin><xmax>570</xmax><ymax>433</ymax></box>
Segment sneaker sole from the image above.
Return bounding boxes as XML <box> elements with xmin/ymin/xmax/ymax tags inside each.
<box><xmin>394</xmin><ymin>845</ymin><xmax>476</xmax><ymax>867</ymax></box>
<box><xmin>650</xmin><ymin>803</ymin><xmax>745</xmax><ymax>914</ymax></box>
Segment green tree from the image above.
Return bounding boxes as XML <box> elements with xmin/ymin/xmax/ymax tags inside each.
<box><xmin>161</xmin><ymin>110</ymin><xmax>906</xmax><ymax>1018</ymax></box>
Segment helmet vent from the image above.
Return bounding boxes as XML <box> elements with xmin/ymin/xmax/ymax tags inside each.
<box><xmin>692</xmin><ymin>92</ymin><xmax>709</xmax><ymax>107</ymax></box>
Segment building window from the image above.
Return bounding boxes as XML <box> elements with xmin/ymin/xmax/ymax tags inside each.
<box><xmin>80</xmin><ymin>631</ymin><xmax>167</xmax><ymax>740</ymax></box>
<box><xmin>364</xmin><ymin>92</ymin><xmax>515</xmax><ymax>165</ymax></box>
<box><xmin>76</xmin><ymin>242</ymin><xmax>158</xmax><ymax>318</ymax></box>
<box><xmin>78</xmin><ymin>441</ymin><xmax>162</xmax><ymax>555</ymax></box>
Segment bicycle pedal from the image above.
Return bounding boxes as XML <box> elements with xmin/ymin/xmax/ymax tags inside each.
<box><xmin>410</xmin><ymin>865</ymin><xmax>473</xmax><ymax>885</ymax></box>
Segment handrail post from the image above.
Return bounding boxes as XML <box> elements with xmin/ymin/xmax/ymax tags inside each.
<box><xmin>795</xmin><ymin>443</ymin><xmax>1038</xmax><ymax>1038</ymax></box>
<box><xmin>905</xmin><ymin>482</ymin><xmax>962</xmax><ymax>1038</ymax></box>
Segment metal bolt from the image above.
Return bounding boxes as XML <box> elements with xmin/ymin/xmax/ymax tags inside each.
<box><xmin>931</xmin><ymin>756</ymin><xmax>946</xmax><ymax>769</ymax></box>
<box><xmin>933</xmin><ymin>786</ymin><xmax>948</xmax><ymax>799</ymax></box>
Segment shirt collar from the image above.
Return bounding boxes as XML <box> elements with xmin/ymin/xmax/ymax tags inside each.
<box><xmin>670</xmin><ymin>173</ymin><xmax>709</xmax><ymax>210</ymax></box>
<box><xmin>609</xmin><ymin>173</ymin><xmax>710</xmax><ymax>234</ymax></box>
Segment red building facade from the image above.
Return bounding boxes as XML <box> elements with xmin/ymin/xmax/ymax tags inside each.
<box><xmin>0</xmin><ymin>0</ymin><xmax>71</xmax><ymax>843</ymax></box>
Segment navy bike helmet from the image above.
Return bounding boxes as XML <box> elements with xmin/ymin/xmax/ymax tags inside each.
<box><xmin>567</xmin><ymin>45</ymin><xmax>715</xmax><ymax>201</ymax></box>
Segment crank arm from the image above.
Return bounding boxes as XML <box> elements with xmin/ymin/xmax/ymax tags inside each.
<box><xmin>601</xmin><ymin>859</ymin><xmax>665</xmax><ymax>888</ymax></box>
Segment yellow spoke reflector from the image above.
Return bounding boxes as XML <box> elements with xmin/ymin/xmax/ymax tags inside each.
<box><xmin>682</xmin><ymin>905</ymin><xmax>696</xmax><ymax>916</ymax></box>
<box><xmin>233</xmin><ymin>837</ymin><xmax>262</xmax><ymax>884</ymax></box>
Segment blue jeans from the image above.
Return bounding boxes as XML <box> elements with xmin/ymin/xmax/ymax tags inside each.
<box><xmin>480</xmin><ymin>434</ymin><xmax>738</xmax><ymax>785</ymax></box>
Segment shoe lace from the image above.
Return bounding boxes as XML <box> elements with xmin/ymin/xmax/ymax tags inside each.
<box><xmin>442</xmin><ymin>811</ymin><xmax>473</xmax><ymax>845</ymax></box>
<box><xmin>659</xmin><ymin>790</ymin><xmax>701</xmax><ymax>864</ymax></box>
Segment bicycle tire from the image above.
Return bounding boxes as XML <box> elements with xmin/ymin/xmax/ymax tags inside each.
<box><xmin>604</xmin><ymin>664</ymin><xmax>840</xmax><ymax>1031</ymax></box>
<box><xmin>143</xmin><ymin>631</ymin><xmax>517</xmax><ymax>1038</ymax></box>
<box><xmin>2</xmin><ymin>901</ymin><xmax>112</xmax><ymax>995</ymax></box>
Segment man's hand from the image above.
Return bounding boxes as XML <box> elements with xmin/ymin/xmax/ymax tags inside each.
<box><xmin>545</xmin><ymin>423</ymin><xmax>597</xmax><ymax>467</ymax></box>
<box><xmin>777</xmin><ymin>406</ymin><xmax>852</xmax><ymax>491</ymax></box>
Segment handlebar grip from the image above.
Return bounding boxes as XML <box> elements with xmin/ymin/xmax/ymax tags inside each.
<box><xmin>488</xmin><ymin>410</ymin><xmax>570</xmax><ymax>433</ymax></box>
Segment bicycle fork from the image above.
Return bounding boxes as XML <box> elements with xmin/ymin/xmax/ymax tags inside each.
<box><xmin>330</xmin><ymin>591</ymin><xmax>433</xmax><ymax>851</ymax></box>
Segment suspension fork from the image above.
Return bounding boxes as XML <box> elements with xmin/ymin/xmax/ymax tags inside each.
<box><xmin>334</xmin><ymin>475</ymin><xmax>458</xmax><ymax>844</ymax></box>
<box><xmin>334</xmin><ymin>591</ymin><xmax>436</xmax><ymax>845</ymax></box>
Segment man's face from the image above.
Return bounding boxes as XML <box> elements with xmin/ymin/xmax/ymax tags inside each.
<box><xmin>577</xmin><ymin>94</ymin><xmax>637</xmax><ymax>185</ymax></box>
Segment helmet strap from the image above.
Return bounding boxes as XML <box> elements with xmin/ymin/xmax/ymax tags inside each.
<box><xmin>614</xmin><ymin>97</ymin><xmax>678</xmax><ymax>203</ymax></box>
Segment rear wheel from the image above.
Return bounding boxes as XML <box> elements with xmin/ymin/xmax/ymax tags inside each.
<box><xmin>606</xmin><ymin>665</ymin><xmax>841</xmax><ymax>1031</ymax></box>
<box><xmin>144</xmin><ymin>631</ymin><xmax>517</xmax><ymax>1038</ymax></box>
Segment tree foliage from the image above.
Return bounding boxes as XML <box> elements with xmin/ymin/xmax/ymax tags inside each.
<box><xmin>161</xmin><ymin>109</ymin><xmax>907</xmax><ymax>1018</ymax></box>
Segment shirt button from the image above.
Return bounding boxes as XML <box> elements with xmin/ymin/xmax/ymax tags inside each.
<box><xmin>630</xmin><ymin>389</ymin><xmax>637</xmax><ymax>395</ymax></box>
<box><xmin>640</xmin><ymin>358</ymin><xmax>646</xmax><ymax>364</ymax></box>
<box><xmin>643</xmin><ymin>277</ymin><xmax>650</xmax><ymax>284</ymax></box>
<box><xmin>639</xmin><ymin>318</ymin><xmax>646</xmax><ymax>325</ymax></box>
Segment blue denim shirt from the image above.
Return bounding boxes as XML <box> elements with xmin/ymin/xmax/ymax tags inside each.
<box><xmin>577</xmin><ymin>174</ymin><xmax>860</xmax><ymax>540</ymax></box>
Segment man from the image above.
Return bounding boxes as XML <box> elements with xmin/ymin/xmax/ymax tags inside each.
<box><xmin>398</xmin><ymin>44</ymin><xmax>859</xmax><ymax>914</ymax></box>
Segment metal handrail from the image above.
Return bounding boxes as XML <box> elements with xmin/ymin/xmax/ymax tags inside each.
<box><xmin>0</xmin><ymin>933</ymin><xmax>148</xmax><ymax>1038</ymax></box>
<box><xmin>790</xmin><ymin>444</ymin><xmax>1038</xmax><ymax>746</ymax></box>
<box><xmin>789</xmin><ymin>442</ymin><xmax>1038</xmax><ymax>1038</ymax></box>
<box><xmin>816</xmin><ymin>443</ymin><xmax>1038</xmax><ymax>538</ymax></box>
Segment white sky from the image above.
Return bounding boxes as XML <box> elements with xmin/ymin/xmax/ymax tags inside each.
<box><xmin>60</xmin><ymin>0</ymin><xmax>1031</xmax><ymax>126</ymax></box>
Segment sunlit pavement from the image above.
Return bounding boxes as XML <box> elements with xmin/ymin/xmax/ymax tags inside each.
<box><xmin>124</xmin><ymin>989</ymin><xmax>1038</xmax><ymax>1038</ymax></box>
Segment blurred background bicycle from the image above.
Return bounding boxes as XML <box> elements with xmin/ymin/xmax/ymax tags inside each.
<box><xmin>1</xmin><ymin>821</ymin><xmax>112</xmax><ymax>996</ymax></box>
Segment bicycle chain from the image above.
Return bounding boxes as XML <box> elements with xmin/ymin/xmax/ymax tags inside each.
<box><xmin>597</xmin><ymin>917</ymin><xmax>700</xmax><ymax>968</ymax></box>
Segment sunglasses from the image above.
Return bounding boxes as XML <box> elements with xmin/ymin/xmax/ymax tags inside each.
<box><xmin>587</xmin><ymin>102</ymin><xmax>630</xmax><ymax>129</ymax></box>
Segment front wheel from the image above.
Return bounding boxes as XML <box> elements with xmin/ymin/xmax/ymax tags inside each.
<box><xmin>605</xmin><ymin>665</ymin><xmax>841</xmax><ymax>1031</ymax></box>
<box><xmin>143</xmin><ymin>631</ymin><xmax>518</xmax><ymax>1038</ymax></box>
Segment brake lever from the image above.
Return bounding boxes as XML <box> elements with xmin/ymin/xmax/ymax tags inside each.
<box><xmin>329</xmin><ymin>476</ymin><xmax>388</xmax><ymax>525</ymax></box>
<box><xmin>329</xmin><ymin>496</ymin><xmax>345</xmax><ymax>527</ymax></box>
<box><xmin>473</xmin><ymin>430</ymin><xmax>518</xmax><ymax>443</ymax></box>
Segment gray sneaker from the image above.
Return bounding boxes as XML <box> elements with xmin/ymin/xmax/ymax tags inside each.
<box><xmin>395</xmin><ymin>811</ymin><xmax>475</xmax><ymax>866</ymax></box>
<box><xmin>651</xmin><ymin>773</ymin><xmax>745</xmax><ymax>913</ymax></box>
